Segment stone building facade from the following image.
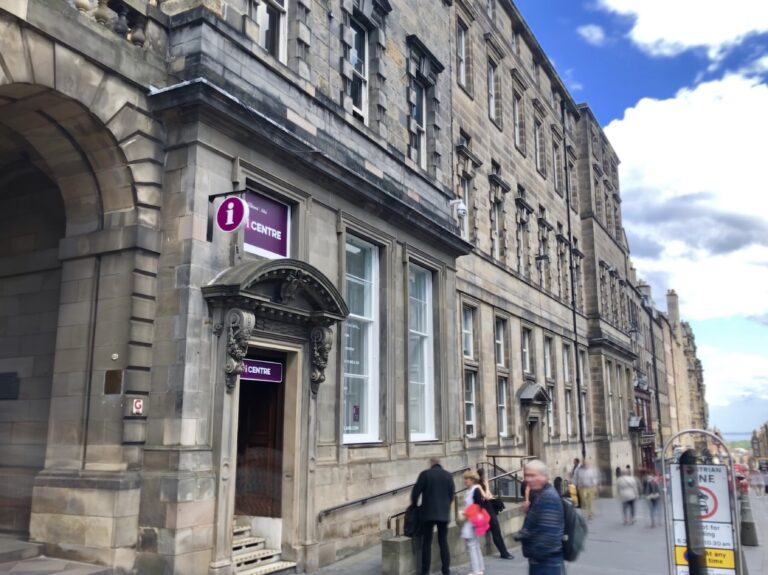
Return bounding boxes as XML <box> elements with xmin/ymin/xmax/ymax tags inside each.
<box><xmin>0</xmin><ymin>0</ymin><xmax>708</xmax><ymax>574</ymax></box>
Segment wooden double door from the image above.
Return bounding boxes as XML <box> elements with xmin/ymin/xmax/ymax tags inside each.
<box><xmin>235</xmin><ymin>353</ymin><xmax>285</xmax><ymax>518</ymax></box>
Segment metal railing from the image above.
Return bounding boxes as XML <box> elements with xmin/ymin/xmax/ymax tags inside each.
<box><xmin>318</xmin><ymin>466</ymin><xmax>470</xmax><ymax>523</ymax></box>
<box><xmin>386</xmin><ymin>464</ymin><xmax>528</xmax><ymax>537</ymax></box>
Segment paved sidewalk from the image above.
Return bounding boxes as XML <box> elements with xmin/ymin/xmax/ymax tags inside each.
<box><xmin>0</xmin><ymin>557</ymin><xmax>110</xmax><ymax>575</ymax></box>
<box><xmin>743</xmin><ymin>493</ymin><xmax>767</xmax><ymax>575</ymax></box>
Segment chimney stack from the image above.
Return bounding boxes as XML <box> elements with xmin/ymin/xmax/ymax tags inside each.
<box><xmin>667</xmin><ymin>289</ymin><xmax>681</xmax><ymax>335</ymax></box>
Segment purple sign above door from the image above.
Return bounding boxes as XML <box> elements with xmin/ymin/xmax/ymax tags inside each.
<box><xmin>244</xmin><ymin>190</ymin><xmax>290</xmax><ymax>259</ymax></box>
<box><xmin>241</xmin><ymin>359</ymin><xmax>283</xmax><ymax>383</ymax></box>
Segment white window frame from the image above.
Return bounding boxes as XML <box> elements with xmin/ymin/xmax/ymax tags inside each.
<box><xmin>457</xmin><ymin>21</ymin><xmax>468</xmax><ymax>88</ymax></box>
<box><xmin>522</xmin><ymin>327</ymin><xmax>533</xmax><ymax>375</ymax></box>
<box><xmin>497</xmin><ymin>376</ymin><xmax>508</xmax><ymax>437</ymax></box>
<box><xmin>350</xmin><ymin>18</ymin><xmax>369</xmax><ymax>124</ymax></box>
<box><xmin>553</xmin><ymin>140</ymin><xmax>562</xmax><ymax>191</ymax></box>
<box><xmin>565</xmin><ymin>389</ymin><xmax>573</xmax><ymax>437</ymax></box>
<box><xmin>462</xmin><ymin>305</ymin><xmax>475</xmax><ymax>359</ymax></box>
<box><xmin>464</xmin><ymin>370</ymin><xmax>477</xmax><ymax>438</ymax></box>
<box><xmin>547</xmin><ymin>383</ymin><xmax>556</xmax><ymax>438</ymax></box>
<box><xmin>413</xmin><ymin>79</ymin><xmax>428</xmax><ymax>170</ymax></box>
<box><xmin>408</xmin><ymin>264</ymin><xmax>435</xmax><ymax>441</ymax></box>
<box><xmin>491</xmin><ymin>199</ymin><xmax>501</xmax><ymax>259</ymax></box>
<box><xmin>254</xmin><ymin>0</ymin><xmax>288</xmax><ymax>64</ymax></box>
<box><xmin>342</xmin><ymin>235</ymin><xmax>380</xmax><ymax>444</ymax></box>
<box><xmin>544</xmin><ymin>336</ymin><xmax>554</xmax><ymax>380</ymax></box>
<box><xmin>487</xmin><ymin>60</ymin><xmax>498</xmax><ymax>123</ymax></box>
<box><xmin>606</xmin><ymin>360</ymin><xmax>614</xmax><ymax>435</ymax></box>
<box><xmin>486</xmin><ymin>0</ymin><xmax>496</xmax><ymax>20</ymax></box>
<box><xmin>580</xmin><ymin>390</ymin><xmax>587</xmax><ymax>436</ymax></box>
<box><xmin>495</xmin><ymin>317</ymin><xmax>507</xmax><ymax>367</ymax></box>
<box><xmin>563</xmin><ymin>343</ymin><xmax>572</xmax><ymax>385</ymax></box>
<box><xmin>617</xmin><ymin>364</ymin><xmax>624</xmax><ymax>436</ymax></box>
<box><xmin>460</xmin><ymin>176</ymin><xmax>471</xmax><ymax>240</ymax></box>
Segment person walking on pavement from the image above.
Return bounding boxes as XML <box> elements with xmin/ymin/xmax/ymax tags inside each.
<box><xmin>617</xmin><ymin>468</ymin><xmax>640</xmax><ymax>525</ymax></box>
<box><xmin>749</xmin><ymin>470</ymin><xmax>765</xmax><ymax>497</ymax></box>
<box><xmin>462</xmin><ymin>470</ymin><xmax>487</xmax><ymax>575</ymax></box>
<box><xmin>576</xmin><ymin>461</ymin><xmax>598</xmax><ymax>520</ymax></box>
<box><xmin>642</xmin><ymin>469</ymin><xmax>661</xmax><ymax>527</ymax></box>
<box><xmin>570</xmin><ymin>458</ymin><xmax>582</xmax><ymax>508</ymax></box>
<box><xmin>477</xmin><ymin>468</ymin><xmax>514</xmax><ymax>560</ymax></box>
<box><xmin>514</xmin><ymin>459</ymin><xmax>565</xmax><ymax>575</ymax></box>
<box><xmin>411</xmin><ymin>458</ymin><xmax>455</xmax><ymax>575</ymax></box>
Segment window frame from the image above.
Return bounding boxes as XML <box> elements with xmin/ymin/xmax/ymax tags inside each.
<box><xmin>543</xmin><ymin>335</ymin><xmax>555</xmax><ymax>381</ymax></box>
<box><xmin>254</xmin><ymin>0</ymin><xmax>288</xmax><ymax>64</ymax></box>
<box><xmin>350</xmin><ymin>17</ymin><xmax>369</xmax><ymax>125</ymax></box>
<box><xmin>565</xmin><ymin>388</ymin><xmax>573</xmax><ymax>437</ymax></box>
<box><xmin>534</xmin><ymin>117</ymin><xmax>546</xmax><ymax>175</ymax></box>
<box><xmin>462</xmin><ymin>305</ymin><xmax>476</xmax><ymax>359</ymax></box>
<box><xmin>547</xmin><ymin>382</ymin><xmax>556</xmax><ymax>438</ymax></box>
<box><xmin>464</xmin><ymin>369</ymin><xmax>477</xmax><ymax>438</ymax></box>
<box><xmin>457</xmin><ymin>19</ymin><xmax>469</xmax><ymax>90</ymax></box>
<box><xmin>513</xmin><ymin>91</ymin><xmax>525</xmax><ymax>153</ymax></box>
<box><xmin>460</xmin><ymin>175</ymin><xmax>472</xmax><ymax>240</ymax></box>
<box><xmin>408</xmin><ymin>263</ymin><xmax>435</xmax><ymax>441</ymax></box>
<box><xmin>522</xmin><ymin>326</ymin><xmax>534</xmax><ymax>376</ymax></box>
<box><xmin>497</xmin><ymin>375</ymin><xmax>509</xmax><ymax>438</ymax></box>
<box><xmin>487</xmin><ymin>59</ymin><xmax>499</xmax><ymax>124</ymax></box>
<box><xmin>412</xmin><ymin>78</ymin><xmax>428</xmax><ymax>170</ymax></box>
<box><xmin>491</xmin><ymin>198</ymin><xmax>502</xmax><ymax>259</ymax></box>
<box><xmin>495</xmin><ymin>317</ymin><xmax>507</xmax><ymax>368</ymax></box>
<box><xmin>342</xmin><ymin>234</ymin><xmax>381</xmax><ymax>444</ymax></box>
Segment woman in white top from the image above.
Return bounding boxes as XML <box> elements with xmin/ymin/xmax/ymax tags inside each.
<box><xmin>462</xmin><ymin>470</ymin><xmax>485</xmax><ymax>575</ymax></box>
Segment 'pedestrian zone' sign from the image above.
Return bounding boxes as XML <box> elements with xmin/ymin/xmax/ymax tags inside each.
<box><xmin>670</xmin><ymin>464</ymin><xmax>737</xmax><ymax>574</ymax></box>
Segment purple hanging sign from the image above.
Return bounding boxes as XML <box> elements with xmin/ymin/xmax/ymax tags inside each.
<box><xmin>241</xmin><ymin>359</ymin><xmax>283</xmax><ymax>383</ymax></box>
<box><xmin>244</xmin><ymin>191</ymin><xmax>290</xmax><ymax>259</ymax></box>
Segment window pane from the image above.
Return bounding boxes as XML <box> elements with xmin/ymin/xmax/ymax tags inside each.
<box><xmin>344</xmin><ymin>375</ymin><xmax>366</xmax><ymax>434</ymax></box>
<box><xmin>413</xmin><ymin>83</ymin><xmax>425</xmax><ymax>127</ymax></box>
<box><xmin>462</xmin><ymin>306</ymin><xmax>474</xmax><ymax>358</ymax></box>
<box><xmin>351</xmin><ymin>21</ymin><xmax>366</xmax><ymax>75</ymax></box>
<box><xmin>409</xmin><ymin>265</ymin><xmax>433</xmax><ymax>439</ymax></box>
<box><xmin>409</xmin><ymin>381</ymin><xmax>425</xmax><ymax>434</ymax></box>
<box><xmin>344</xmin><ymin>319</ymin><xmax>368</xmax><ymax>376</ymax></box>
<box><xmin>257</xmin><ymin>4</ymin><xmax>281</xmax><ymax>58</ymax></box>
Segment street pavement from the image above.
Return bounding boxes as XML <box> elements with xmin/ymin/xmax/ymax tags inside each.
<box><xmin>316</xmin><ymin>494</ymin><xmax>768</xmax><ymax>575</ymax></box>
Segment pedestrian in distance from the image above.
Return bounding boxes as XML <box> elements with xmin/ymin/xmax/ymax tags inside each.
<box><xmin>410</xmin><ymin>457</ymin><xmax>455</xmax><ymax>575</ymax></box>
<box><xmin>477</xmin><ymin>467</ymin><xmax>514</xmax><ymax>560</ymax></box>
<box><xmin>617</xmin><ymin>468</ymin><xmax>640</xmax><ymax>525</ymax></box>
<box><xmin>513</xmin><ymin>459</ymin><xmax>565</xmax><ymax>575</ymax></box>
<box><xmin>749</xmin><ymin>470</ymin><xmax>765</xmax><ymax>497</ymax></box>
<box><xmin>462</xmin><ymin>470</ymin><xmax>490</xmax><ymax>575</ymax></box>
<box><xmin>642</xmin><ymin>469</ymin><xmax>661</xmax><ymax>527</ymax></box>
<box><xmin>570</xmin><ymin>458</ymin><xmax>582</xmax><ymax>508</ymax></box>
<box><xmin>576</xmin><ymin>461</ymin><xmax>598</xmax><ymax>520</ymax></box>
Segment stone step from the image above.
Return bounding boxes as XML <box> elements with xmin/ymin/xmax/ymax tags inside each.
<box><xmin>0</xmin><ymin>538</ymin><xmax>41</xmax><ymax>563</ymax></box>
<box><xmin>233</xmin><ymin>547</ymin><xmax>281</xmax><ymax>566</ymax></box>
<box><xmin>236</xmin><ymin>560</ymin><xmax>297</xmax><ymax>575</ymax></box>
<box><xmin>233</xmin><ymin>524</ymin><xmax>251</xmax><ymax>536</ymax></box>
<box><xmin>232</xmin><ymin>536</ymin><xmax>266</xmax><ymax>552</ymax></box>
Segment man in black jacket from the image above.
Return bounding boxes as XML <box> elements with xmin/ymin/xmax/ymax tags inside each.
<box><xmin>411</xmin><ymin>458</ymin><xmax>455</xmax><ymax>575</ymax></box>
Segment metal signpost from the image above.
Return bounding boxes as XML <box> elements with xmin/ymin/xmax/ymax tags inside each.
<box><xmin>662</xmin><ymin>429</ymin><xmax>743</xmax><ymax>575</ymax></box>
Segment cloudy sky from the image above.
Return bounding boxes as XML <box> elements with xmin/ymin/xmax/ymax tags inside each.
<box><xmin>516</xmin><ymin>0</ymin><xmax>768</xmax><ymax>437</ymax></box>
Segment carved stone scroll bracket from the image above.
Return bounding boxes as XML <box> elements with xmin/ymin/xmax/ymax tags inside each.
<box><xmin>224</xmin><ymin>308</ymin><xmax>256</xmax><ymax>393</ymax></box>
<box><xmin>309</xmin><ymin>326</ymin><xmax>334</xmax><ymax>398</ymax></box>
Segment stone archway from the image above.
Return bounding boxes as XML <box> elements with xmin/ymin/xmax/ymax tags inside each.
<box><xmin>203</xmin><ymin>258</ymin><xmax>348</xmax><ymax>573</ymax></box>
<box><xmin>0</xmin><ymin>11</ymin><xmax>165</xmax><ymax>565</ymax></box>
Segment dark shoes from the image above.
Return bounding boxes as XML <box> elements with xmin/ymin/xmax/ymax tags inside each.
<box><xmin>501</xmin><ymin>554</ymin><xmax>515</xmax><ymax>559</ymax></box>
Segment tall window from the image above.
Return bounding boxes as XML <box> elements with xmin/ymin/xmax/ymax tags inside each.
<box><xmin>497</xmin><ymin>376</ymin><xmax>508</xmax><ymax>437</ymax></box>
<box><xmin>350</xmin><ymin>19</ymin><xmax>369</xmax><ymax>124</ymax></box>
<box><xmin>547</xmin><ymin>383</ymin><xmax>556</xmax><ymax>438</ymax></box>
<box><xmin>343</xmin><ymin>236</ymin><xmax>379</xmax><ymax>442</ymax></box>
<box><xmin>522</xmin><ymin>327</ymin><xmax>533</xmax><ymax>375</ymax></box>
<box><xmin>255</xmin><ymin>0</ymin><xmax>287</xmax><ymax>62</ymax></box>
<box><xmin>409</xmin><ymin>265</ymin><xmax>434</xmax><ymax>440</ymax></box>
<box><xmin>491</xmin><ymin>199</ymin><xmax>502</xmax><ymax>259</ymax></box>
<box><xmin>412</xmin><ymin>80</ymin><xmax>427</xmax><ymax>170</ymax></box>
<box><xmin>579</xmin><ymin>350</ymin><xmax>588</xmax><ymax>434</ymax></box>
<box><xmin>544</xmin><ymin>336</ymin><xmax>554</xmax><ymax>379</ymax></box>
<box><xmin>617</xmin><ymin>364</ymin><xmax>624</xmax><ymax>437</ymax></box>
<box><xmin>565</xmin><ymin>389</ymin><xmax>573</xmax><ymax>437</ymax></box>
<box><xmin>460</xmin><ymin>176</ymin><xmax>471</xmax><ymax>239</ymax></box>
<box><xmin>457</xmin><ymin>21</ymin><xmax>469</xmax><ymax>89</ymax></box>
<box><xmin>513</xmin><ymin>92</ymin><xmax>524</xmax><ymax>151</ymax></box>
<box><xmin>487</xmin><ymin>60</ymin><xmax>499</xmax><ymax>123</ymax></box>
<box><xmin>486</xmin><ymin>0</ymin><xmax>496</xmax><ymax>20</ymax></box>
<box><xmin>553</xmin><ymin>140</ymin><xmax>562</xmax><ymax>192</ymax></box>
<box><xmin>563</xmin><ymin>344</ymin><xmax>572</xmax><ymax>385</ymax></box>
<box><xmin>462</xmin><ymin>305</ymin><xmax>475</xmax><ymax>358</ymax></box>
<box><xmin>534</xmin><ymin>118</ymin><xmax>545</xmax><ymax>174</ymax></box>
<box><xmin>495</xmin><ymin>318</ymin><xmax>507</xmax><ymax>367</ymax></box>
<box><xmin>606</xmin><ymin>360</ymin><xmax>614</xmax><ymax>435</ymax></box>
<box><xmin>464</xmin><ymin>370</ymin><xmax>477</xmax><ymax>437</ymax></box>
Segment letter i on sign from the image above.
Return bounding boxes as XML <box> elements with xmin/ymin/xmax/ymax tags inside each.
<box><xmin>215</xmin><ymin>196</ymin><xmax>249</xmax><ymax>233</ymax></box>
<box><xmin>226</xmin><ymin>201</ymin><xmax>235</xmax><ymax>226</ymax></box>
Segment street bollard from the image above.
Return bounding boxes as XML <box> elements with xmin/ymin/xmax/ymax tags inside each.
<box><xmin>740</xmin><ymin>497</ymin><xmax>759</xmax><ymax>547</ymax></box>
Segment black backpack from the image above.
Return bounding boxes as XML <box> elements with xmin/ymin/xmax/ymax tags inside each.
<box><xmin>403</xmin><ymin>505</ymin><xmax>421</xmax><ymax>538</ymax></box>
<box><xmin>562</xmin><ymin>497</ymin><xmax>587</xmax><ymax>561</ymax></box>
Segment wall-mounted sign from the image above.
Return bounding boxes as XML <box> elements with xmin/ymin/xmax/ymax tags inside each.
<box><xmin>215</xmin><ymin>196</ymin><xmax>249</xmax><ymax>233</ymax></box>
<box><xmin>241</xmin><ymin>359</ymin><xmax>283</xmax><ymax>383</ymax></box>
<box><xmin>244</xmin><ymin>191</ymin><xmax>290</xmax><ymax>259</ymax></box>
<box><xmin>132</xmin><ymin>398</ymin><xmax>145</xmax><ymax>416</ymax></box>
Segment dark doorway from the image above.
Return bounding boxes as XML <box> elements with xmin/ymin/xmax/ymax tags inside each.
<box><xmin>527</xmin><ymin>419</ymin><xmax>540</xmax><ymax>457</ymax></box>
<box><xmin>235</xmin><ymin>352</ymin><xmax>286</xmax><ymax>518</ymax></box>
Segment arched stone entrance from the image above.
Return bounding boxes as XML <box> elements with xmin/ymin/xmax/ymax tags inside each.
<box><xmin>203</xmin><ymin>259</ymin><xmax>348</xmax><ymax>574</ymax></box>
<box><xmin>0</xmin><ymin>12</ymin><xmax>165</xmax><ymax>566</ymax></box>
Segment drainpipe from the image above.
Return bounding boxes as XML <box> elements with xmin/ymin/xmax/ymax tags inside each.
<box><xmin>561</xmin><ymin>99</ymin><xmax>586</xmax><ymax>461</ymax></box>
<box><xmin>645</xmin><ymin>300</ymin><xmax>664</xmax><ymax>461</ymax></box>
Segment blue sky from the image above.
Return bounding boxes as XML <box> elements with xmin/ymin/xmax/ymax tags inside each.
<box><xmin>515</xmin><ymin>1</ymin><xmax>768</xmax><ymax>436</ymax></box>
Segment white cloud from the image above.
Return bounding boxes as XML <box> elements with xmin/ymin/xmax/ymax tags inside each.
<box><xmin>597</xmin><ymin>0</ymin><xmax>768</xmax><ymax>60</ymax></box>
<box><xmin>577</xmin><ymin>24</ymin><xmax>607</xmax><ymax>47</ymax></box>
<box><xmin>697</xmin><ymin>345</ymin><xmax>768</xmax><ymax>408</ymax></box>
<box><xmin>604</xmin><ymin>72</ymin><xmax>768</xmax><ymax>321</ymax></box>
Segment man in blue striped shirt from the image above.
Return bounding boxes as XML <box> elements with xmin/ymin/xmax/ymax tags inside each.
<box><xmin>515</xmin><ymin>459</ymin><xmax>564</xmax><ymax>574</ymax></box>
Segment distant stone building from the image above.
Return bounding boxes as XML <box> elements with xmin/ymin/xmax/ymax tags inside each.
<box><xmin>0</xmin><ymin>0</ymin><xmax>708</xmax><ymax>573</ymax></box>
